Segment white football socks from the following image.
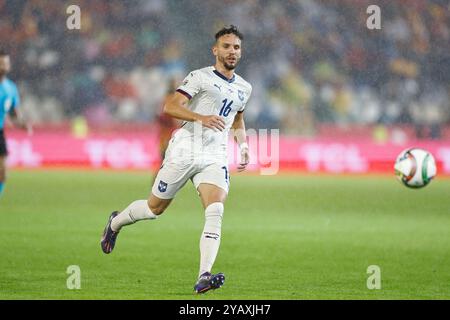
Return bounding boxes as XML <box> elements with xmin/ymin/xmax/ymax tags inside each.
<box><xmin>199</xmin><ymin>202</ymin><xmax>224</xmax><ymax>277</ymax></box>
<box><xmin>111</xmin><ymin>200</ymin><xmax>157</xmax><ymax>232</ymax></box>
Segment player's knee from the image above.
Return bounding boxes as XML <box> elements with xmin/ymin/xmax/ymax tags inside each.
<box><xmin>147</xmin><ymin>199</ymin><xmax>166</xmax><ymax>216</ymax></box>
<box><xmin>0</xmin><ymin>169</ymin><xmax>5</xmax><ymax>182</ymax></box>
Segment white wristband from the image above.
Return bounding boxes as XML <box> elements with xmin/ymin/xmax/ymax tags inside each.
<box><xmin>239</xmin><ymin>142</ymin><xmax>249</xmax><ymax>151</ymax></box>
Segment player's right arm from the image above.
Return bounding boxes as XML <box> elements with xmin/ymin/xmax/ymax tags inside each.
<box><xmin>164</xmin><ymin>70</ymin><xmax>225</xmax><ymax>131</ymax></box>
<box><xmin>163</xmin><ymin>91</ymin><xmax>225</xmax><ymax>131</ymax></box>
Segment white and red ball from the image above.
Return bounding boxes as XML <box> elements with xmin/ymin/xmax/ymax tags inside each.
<box><xmin>394</xmin><ymin>148</ymin><xmax>436</xmax><ymax>188</ymax></box>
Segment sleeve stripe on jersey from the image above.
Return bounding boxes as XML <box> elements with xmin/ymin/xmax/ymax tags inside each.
<box><xmin>176</xmin><ymin>89</ymin><xmax>192</xmax><ymax>100</ymax></box>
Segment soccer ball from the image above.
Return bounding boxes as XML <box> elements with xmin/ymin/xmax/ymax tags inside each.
<box><xmin>394</xmin><ymin>148</ymin><xmax>436</xmax><ymax>188</ymax></box>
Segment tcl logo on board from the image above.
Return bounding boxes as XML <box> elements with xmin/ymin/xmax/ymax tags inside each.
<box><xmin>437</xmin><ymin>148</ymin><xmax>450</xmax><ymax>173</ymax></box>
<box><xmin>301</xmin><ymin>144</ymin><xmax>368</xmax><ymax>173</ymax></box>
<box><xmin>84</xmin><ymin>140</ymin><xmax>153</xmax><ymax>168</ymax></box>
<box><xmin>6</xmin><ymin>139</ymin><xmax>42</xmax><ymax>167</ymax></box>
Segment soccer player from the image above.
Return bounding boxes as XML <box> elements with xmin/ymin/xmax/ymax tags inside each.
<box><xmin>101</xmin><ymin>25</ymin><xmax>252</xmax><ymax>293</ymax></box>
<box><xmin>0</xmin><ymin>49</ymin><xmax>32</xmax><ymax>198</ymax></box>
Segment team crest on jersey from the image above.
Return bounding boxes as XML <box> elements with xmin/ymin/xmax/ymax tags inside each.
<box><xmin>238</xmin><ymin>90</ymin><xmax>245</xmax><ymax>102</ymax></box>
<box><xmin>158</xmin><ymin>180</ymin><xmax>168</xmax><ymax>192</ymax></box>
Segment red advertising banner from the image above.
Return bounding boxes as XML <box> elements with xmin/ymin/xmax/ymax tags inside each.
<box><xmin>5</xmin><ymin>129</ymin><xmax>450</xmax><ymax>175</ymax></box>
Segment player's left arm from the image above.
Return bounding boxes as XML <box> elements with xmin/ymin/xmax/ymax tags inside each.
<box><xmin>231</xmin><ymin>111</ymin><xmax>249</xmax><ymax>172</ymax></box>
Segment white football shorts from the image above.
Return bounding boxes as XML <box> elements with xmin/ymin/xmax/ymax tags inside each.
<box><xmin>151</xmin><ymin>158</ymin><xmax>230</xmax><ymax>200</ymax></box>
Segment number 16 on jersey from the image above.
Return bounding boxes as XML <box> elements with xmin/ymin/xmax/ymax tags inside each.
<box><xmin>219</xmin><ymin>99</ymin><xmax>233</xmax><ymax>117</ymax></box>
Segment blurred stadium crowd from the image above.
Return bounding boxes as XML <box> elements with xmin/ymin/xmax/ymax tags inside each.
<box><xmin>1</xmin><ymin>0</ymin><xmax>449</xmax><ymax>138</ymax></box>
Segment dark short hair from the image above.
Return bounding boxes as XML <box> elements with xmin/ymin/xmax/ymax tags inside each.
<box><xmin>215</xmin><ymin>25</ymin><xmax>243</xmax><ymax>41</ymax></box>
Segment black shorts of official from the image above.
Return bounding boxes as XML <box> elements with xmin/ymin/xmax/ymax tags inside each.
<box><xmin>0</xmin><ymin>130</ymin><xmax>7</xmax><ymax>156</ymax></box>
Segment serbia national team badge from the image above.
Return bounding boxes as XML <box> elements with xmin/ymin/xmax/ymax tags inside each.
<box><xmin>158</xmin><ymin>180</ymin><xmax>168</xmax><ymax>193</ymax></box>
<box><xmin>238</xmin><ymin>90</ymin><xmax>245</xmax><ymax>102</ymax></box>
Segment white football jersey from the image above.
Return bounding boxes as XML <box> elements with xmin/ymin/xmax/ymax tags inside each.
<box><xmin>169</xmin><ymin>66</ymin><xmax>252</xmax><ymax>161</ymax></box>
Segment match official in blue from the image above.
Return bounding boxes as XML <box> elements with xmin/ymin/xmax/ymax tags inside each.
<box><xmin>0</xmin><ymin>49</ymin><xmax>32</xmax><ymax>197</ymax></box>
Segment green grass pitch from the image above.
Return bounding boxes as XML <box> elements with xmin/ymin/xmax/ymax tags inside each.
<box><xmin>0</xmin><ymin>169</ymin><xmax>449</xmax><ymax>299</ymax></box>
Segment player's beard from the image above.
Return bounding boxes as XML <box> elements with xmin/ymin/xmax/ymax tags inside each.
<box><xmin>219</xmin><ymin>55</ymin><xmax>239</xmax><ymax>70</ymax></box>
